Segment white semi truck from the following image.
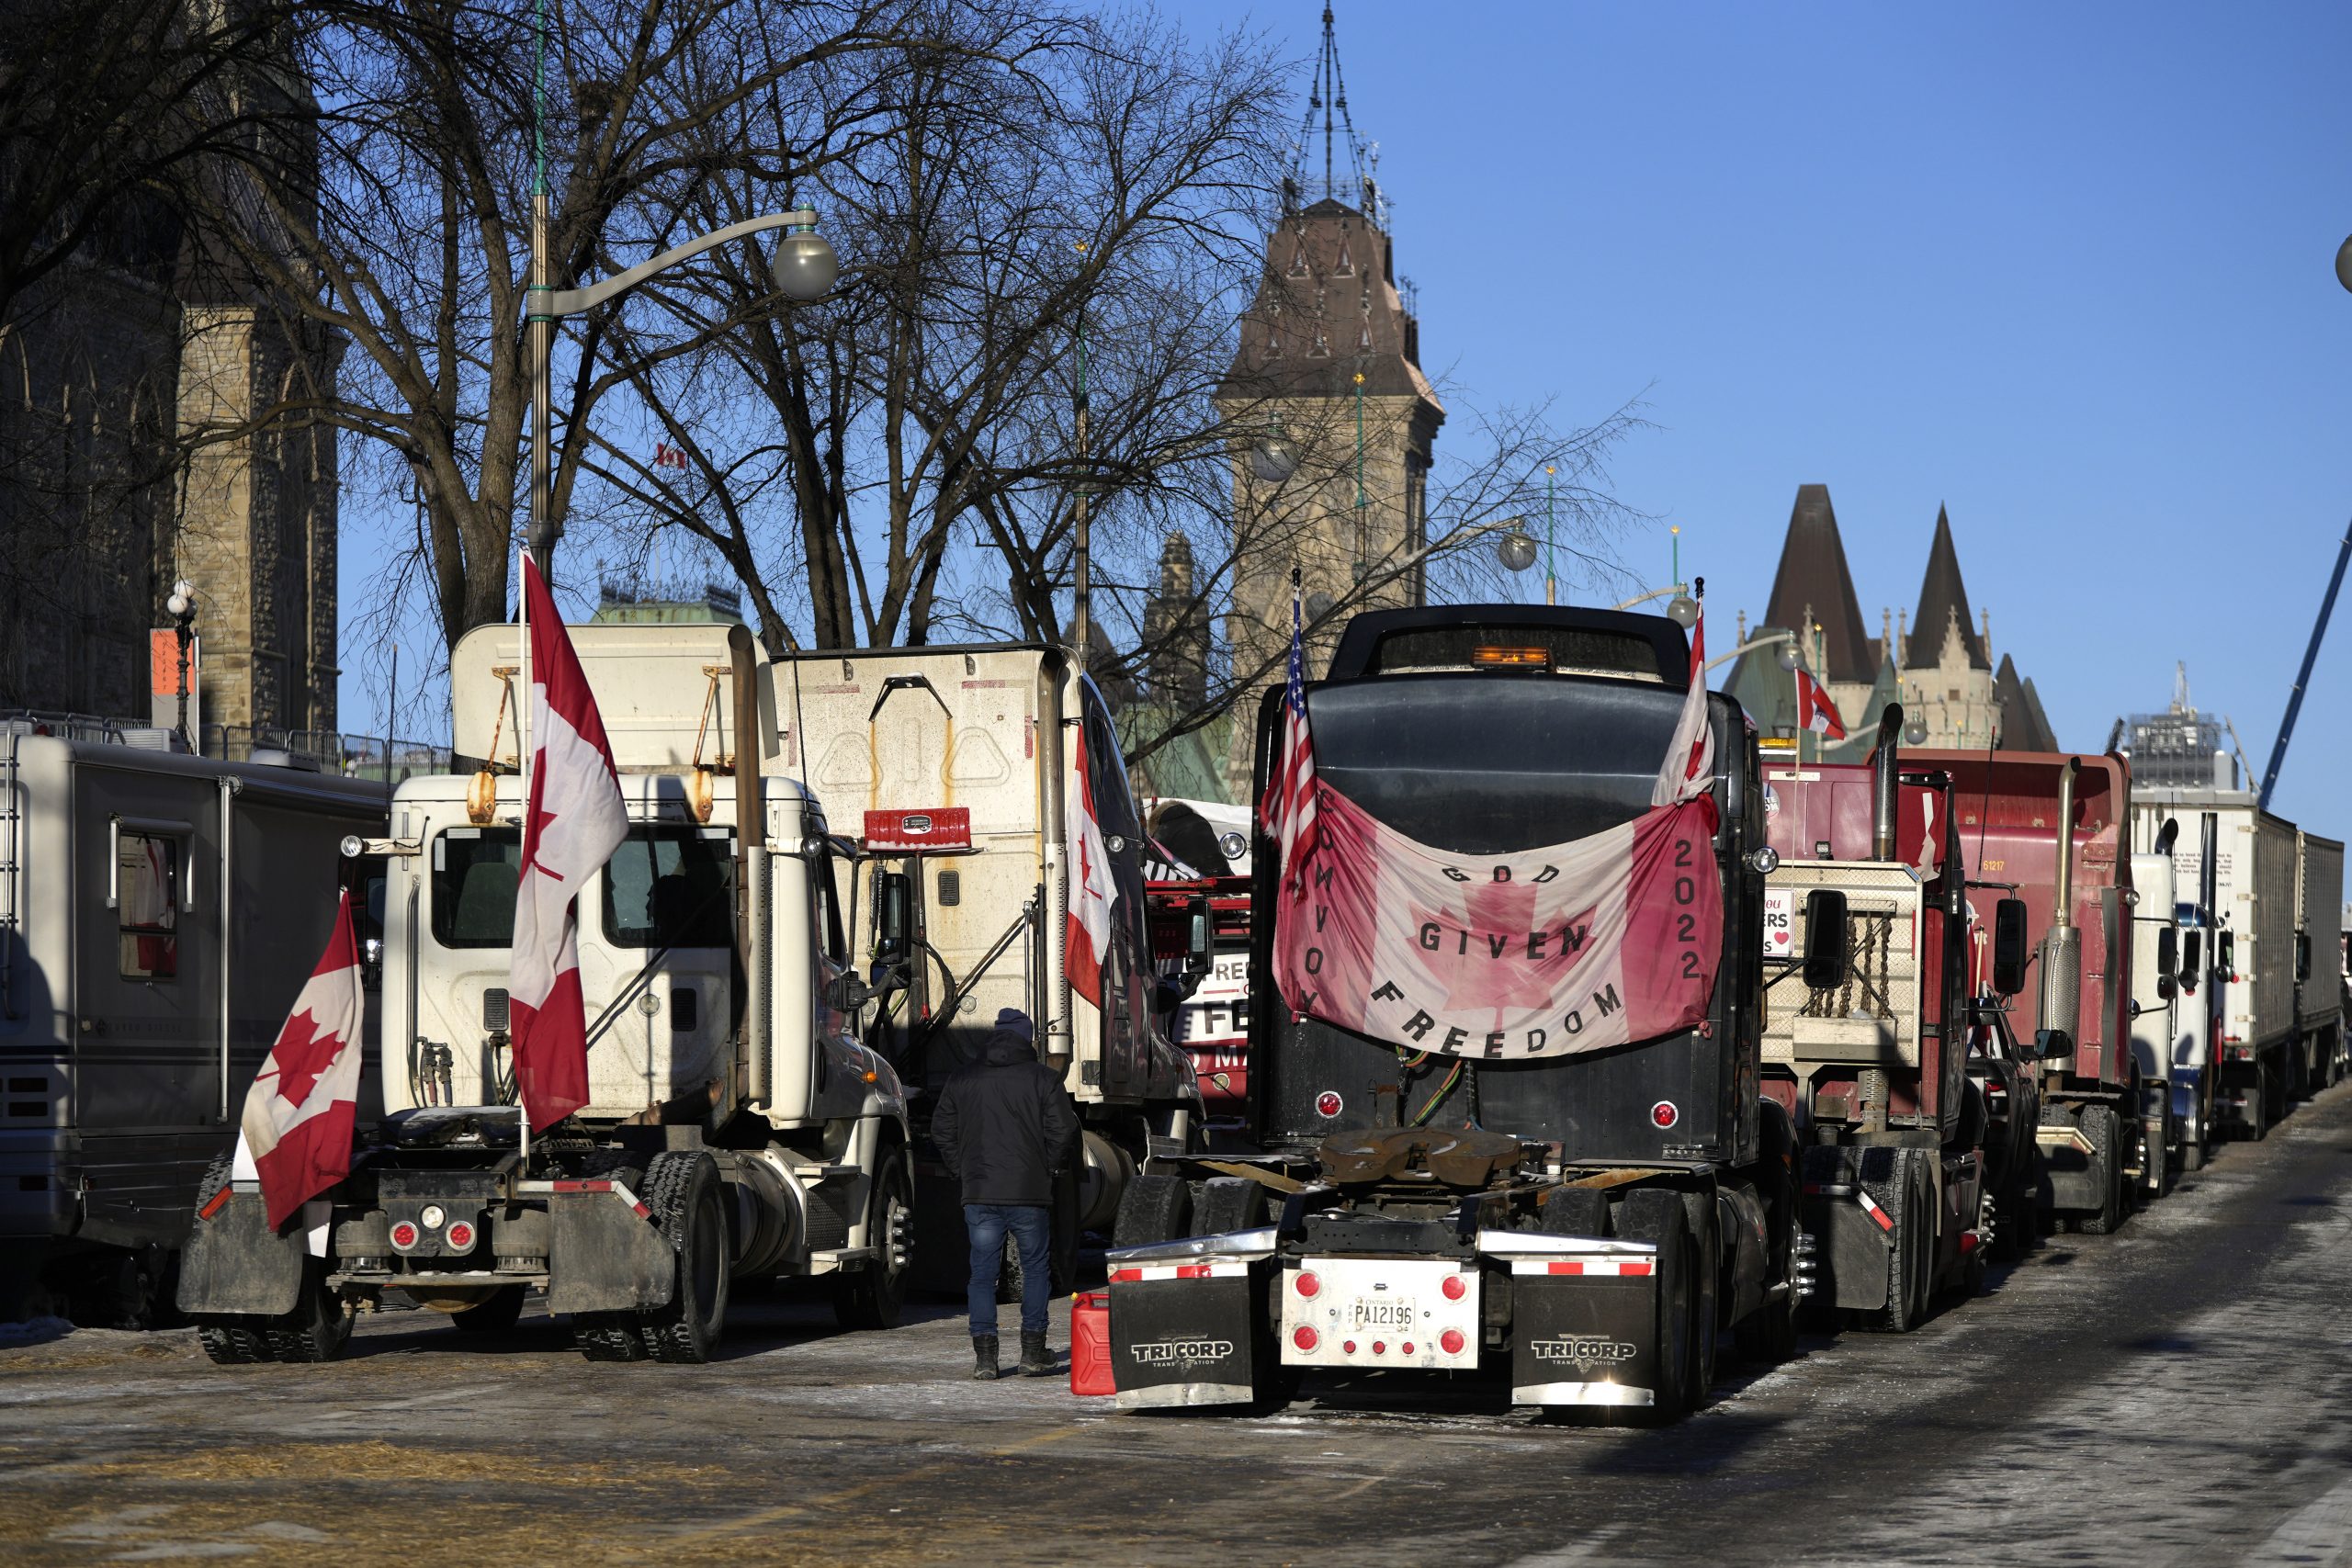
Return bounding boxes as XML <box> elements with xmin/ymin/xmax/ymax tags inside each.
<box><xmin>178</xmin><ymin>623</ymin><xmax>913</xmax><ymax>1362</ymax></box>
<box><xmin>2131</xmin><ymin>788</ymin><xmax>2298</xmax><ymax>1141</ymax></box>
<box><xmin>0</xmin><ymin>720</ymin><xmax>383</xmax><ymax>1325</ymax></box>
<box><xmin>2127</xmin><ymin>826</ymin><xmax>2189</xmax><ymax>1193</ymax></box>
<box><xmin>2294</xmin><ymin>830</ymin><xmax>2345</xmax><ymax>1093</ymax></box>
<box><xmin>766</xmin><ymin>645</ymin><xmax>1204</xmax><ymax>1294</ymax></box>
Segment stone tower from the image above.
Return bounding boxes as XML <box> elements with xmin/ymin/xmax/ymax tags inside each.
<box><xmin>1898</xmin><ymin>506</ymin><xmax>1997</xmax><ymax>748</ymax></box>
<box><xmin>1213</xmin><ymin>9</ymin><xmax>1442</xmax><ymax>796</ymax></box>
<box><xmin>1141</xmin><ymin>531</ymin><xmax>1210</xmax><ymax>710</ymax></box>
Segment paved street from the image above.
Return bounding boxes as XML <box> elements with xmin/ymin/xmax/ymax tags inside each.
<box><xmin>7</xmin><ymin>1087</ymin><xmax>2352</xmax><ymax>1566</ymax></box>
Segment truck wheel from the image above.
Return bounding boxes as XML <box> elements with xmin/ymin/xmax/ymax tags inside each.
<box><xmin>2077</xmin><ymin>1106</ymin><xmax>2123</xmax><ymax>1235</ymax></box>
<box><xmin>1112</xmin><ymin>1173</ymin><xmax>1191</xmax><ymax>1249</ymax></box>
<box><xmin>575</xmin><ymin>1314</ymin><xmax>650</xmax><ymax>1362</ymax></box>
<box><xmin>263</xmin><ymin>1263</ymin><xmax>353</xmax><ymax>1363</ymax></box>
<box><xmin>1731</xmin><ymin>1165</ymin><xmax>1798</xmax><ymax>1365</ymax></box>
<box><xmin>2181</xmin><ymin>1137</ymin><xmax>2205</xmax><ymax>1173</ymax></box>
<box><xmin>835</xmin><ymin>1145</ymin><xmax>914</xmax><ymax>1332</ymax></box>
<box><xmin>2265</xmin><ymin>1057</ymin><xmax>2289</xmax><ymax>1128</ymax></box>
<box><xmin>1679</xmin><ymin>1190</ymin><xmax>1721</xmax><ymax>1409</ymax></box>
<box><xmin>1539</xmin><ymin>1186</ymin><xmax>1609</xmax><ymax>1238</ymax></box>
<box><xmin>1612</xmin><ymin>1190</ymin><xmax>1693</xmax><ymax>1423</ymax></box>
<box><xmin>450</xmin><ymin>1286</ymin><xmax>526</xmax><ymax>1334</ymax></box>
<box><xmin>1874</xmin><ymin>1152</ymin><xmax>1934</xmax><ymax>1333</ymax></box>
<box><xmin>1193</xmin><ymin>1177</ymin><xmax>1270</xmax><ymax>1237</ymax></box>
<box><xmin>637</xmin><ymin>1152</ymin><xmax>730</xmax><ymax>1363</ymax></box>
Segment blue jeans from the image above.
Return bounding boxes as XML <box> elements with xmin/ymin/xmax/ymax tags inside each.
<box><xmin>966</xmin><ymin>1203</ymin><xmax>1052</xmax><ymax>1337</ymax></box>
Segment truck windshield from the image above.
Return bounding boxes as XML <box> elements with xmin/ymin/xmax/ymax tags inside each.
<box><xmin>432</xmin><ymin>829</ymin><xmax>520</xmax><ymax>949</ymax></box>
<box><xmin>603</xmin><ymin>827</ymin><xmax>734</xmax><ymax>949</ymax></box>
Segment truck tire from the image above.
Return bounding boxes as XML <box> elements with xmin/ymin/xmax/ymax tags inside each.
<box><xmin>2248</xmin><ymin>1066</ymin><xmax>2271</xmax><ymax>1142</ymax></box>
<box><xmin>263</xmin><ymin>1261</ymin><xmax>353</xmax><ymax>1363</ymax></box>
<box><xmin>1539</xmin><ymin>1186</ymin><xmax>1609</xmax><ymax>1238</ymax></box>
<box><xmin>836</xmin><ymin>1144</ymin><xmax>914</xmax><ymax>1332</ymax></box>
<box><xmin>637</xmin><ymin>1151</ymin><xmax>730</xmax><ymax>1363</ymax></box>
<box><xmin>1612</xmin><ymin>1189</ymin><xmax>1693</xmax><ymax>1422</ymax></box>
<box><xmin>1873</xmin><ymin>1150</ymin><xmax>1934</xmax><ymax>1334</ymax></box>
<box><xmin>2077</xmin><ymin>1106</ymin><xmax>2123</xmax><ymax>1235</ymax></box>
<box><xmin>1112</xmin><ymin>1173</ymin><xmax>1191</xmax><ymax>1249</ymax></box>
<box><xmin>451</xmin><ymin>1286</ymin><xmax>526</xmax><ymax>1334</ymax></box>
<box><xmin>1193</xmin><ymin>1177</ymin><xmax>1270</xmax><ymax>1237</ymax></box>
<box><xmin>575</xmin><ymin>1314</ymin><xmax>650</xmax><ymax>1362</ymax></box>
<box><xmin>1679</xmin><ymin>1189</ymin><xmax>1721</xmax><ymax>1409</ymax></box>
<box><xmin>1730</xmin><ymin>1164</ymin><xmax>1797</xmax><ymax>1365</ymax></box>
<box><xmin>2181</xmin><ymin>1137</ymin><xmax>2205</xmax><ymax>1173</ymax></box>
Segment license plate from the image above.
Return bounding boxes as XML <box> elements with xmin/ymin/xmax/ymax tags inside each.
<box><xmin>1350</xmin><ymin>1297</ymin><xmax>1415</xmax><ymax>1331</ymax></box>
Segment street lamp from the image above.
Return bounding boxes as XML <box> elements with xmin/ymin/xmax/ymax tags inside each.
<box><xmin>1250</xmin><ymin>425</ymin><xmax>1299</xmax><ymax>484</ymax></box>
<box><xmin>526</xmin><ymin>207</ymin><xmax>837</xmax><ymax>572</ymax></box>
<box><xmin>1703</xmin><ymin>627</ymin><xmax>1804</xmax><ymax>675</ymax></box>
<box><xmin>2336</xmin><ymin>232</ymin><xmax>2352</xmax><ymax>294</ymax></box>
<box><xmin>1613</xmin><ymin>583</ymin><xmax>1701</xmax><ymax>628</ymax></box>
<box><xmin>164</xmin><ymin>577</ymin><xmax>197</xmax><ymax>748</ymax></box>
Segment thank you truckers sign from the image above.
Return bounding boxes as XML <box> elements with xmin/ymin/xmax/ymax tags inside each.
<box><xmin>1272</xmin><ymin>787</ymin><xmax>1724</xmax><ymax>1059</ymax></box>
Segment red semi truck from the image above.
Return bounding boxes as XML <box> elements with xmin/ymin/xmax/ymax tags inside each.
<box><xmin>1913</xmin><ymin>750</ymin><xmax>2139</xmax><ymax>1234</ymax></box>
<box><xmin>1759</xmin><ymin>716</ymin><xmax>2043</xmax><ymax>1330</ymax></box>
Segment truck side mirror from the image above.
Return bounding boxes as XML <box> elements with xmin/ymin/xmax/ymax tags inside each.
<box><xmin>2180</xmin><ymin>929</ymin><xmax>2201</xmax><ymax>993</ymax></box>
<box><xmin>2155</xmin><ymin>927</ymin><xmax>2177</xmax><ymax>1001</ymax></box>
<box><xmin>2219</xmin><ymin>931</ymin><xmax>2236</xmax><ymax>980</ymax></box>
<box><xmin>874</xmin><ymin>870</ymin><xmax>911</xmax><ymax>961</ymax></box>
<box><xmin>1802</xmin><ymin>889</ymin><xmax>1850</xmax><ymax>989</ymax></box>
<box><xmin>823</xmin><ymin>970</ymin><xmax>872</xmax><ymax>1014</ymax></box>
<box><xmin>1992</xmin><ymin>897</ymin><xmax>2030</xmax><ymax>997</ymax></box>
<box><xmin>1184</xmin><ymin>894</ymin><xmax>1214</xmax><ymax>977</ymax></box>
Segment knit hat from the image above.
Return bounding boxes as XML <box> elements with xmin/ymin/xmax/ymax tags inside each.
<box><xmin>993</xmin><ymin>1008</ymin><xmax>1035</xmax><ymax>1043</ymax></box>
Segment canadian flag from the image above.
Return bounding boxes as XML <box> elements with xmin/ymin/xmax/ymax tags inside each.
<box><xmin>1797</xmin><ymin>668</ymin><xmax>1847</xmax><ymax>739</ymax></box>
<box><xmin>236</xmin><ymin>892</ymin><xmax>365</xmax><ymax>1229</ymax></box>
<box><xmin>1066</xmin><ymin>729</ymin><xmax>1116</xmax><ymax>1005</ymax></box>
<box><xmin>510</xmin><ymin>555</ymin><xmax>628</xmax><ymax>1131</ymax></box>
<box><xmin>1651</xmin><ymin>595</ymin><xmax>1715</xmax><ymax>806</ymax></box>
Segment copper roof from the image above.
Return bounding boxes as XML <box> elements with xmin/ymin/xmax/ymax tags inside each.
<box><xmin>1219</xmin><ymin>198</ymin><xmax>1440</xmax><ymax>409</ymax></box>
<box><xmin>1905</xmin><ymin>506</ymin><xmax>1989</xmax><ymax>671</ymax></box>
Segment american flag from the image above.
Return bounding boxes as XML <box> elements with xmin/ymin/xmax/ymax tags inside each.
<box><xmin>1261</xmin><ymin>581</ymin><xmax>1319</xmax><ymax>898</ymax></box>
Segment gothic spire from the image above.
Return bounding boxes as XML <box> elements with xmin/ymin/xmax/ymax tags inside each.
<box><xmin>1905</xmin><ymin>505</ymin><xmax>1989</xmax><ymax>671</ymax></box>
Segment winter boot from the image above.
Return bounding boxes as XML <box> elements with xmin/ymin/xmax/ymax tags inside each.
<box><xmin>971</xmin><ymin>1334</ymin><xmax>1001</xmax><ymax>1381</ymax></box>
<box><xmin>1019</xmin><ymin>1329</ymin><xmax>1052</xmax><ymax>1376</ymax></box>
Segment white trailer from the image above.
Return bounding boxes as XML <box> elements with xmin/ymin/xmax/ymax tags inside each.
<box><xmin>0</xmin><ymin>722</ymin><xmax>382</xmax><ymax>1325</ymax></box>
<box><xmin>2294</xmin><ymin>831</ymin><xmax>2345</xmax><ymax>1092</ymax></box>
<box><xmin>2132</xmin><ymin>789</ymin><xmax>2298</xmax><ymax>1140</ymax></box>
<box><xmin>766</xmin><ymin>645</ymin><xmax>1204</xmax><ymax>1292</ymax></box>
<box><xmin>178</xmin><ymin>624</ymin><xmax>913</xmax><ymax>1362</ymax></box>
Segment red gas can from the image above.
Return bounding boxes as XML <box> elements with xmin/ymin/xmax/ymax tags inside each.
<box><xmin>1069</xmin><ymin>1292</ymin><xmax>1114</xmax><ymax>1395</ymax></box>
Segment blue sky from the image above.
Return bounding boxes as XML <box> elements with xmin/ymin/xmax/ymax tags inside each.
<box><xmin>1171</xmin><ymin>0</ymin><xmax>2352</xmax><ymax>827</ymax></box>
<box><xmin>341</xmin><ymin>2</ymin><xmax>2352</xmax><ymax>828</ymax></box>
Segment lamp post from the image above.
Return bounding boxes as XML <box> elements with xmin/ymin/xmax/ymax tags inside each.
<box><xmin>1704</xmin><ymin>627</ymin><xmax>1804</xmax><ymax>676</ymax></box>
<box><xmin>524</xmin><ymin>209</ymin><xmax>836</xmax><ymax>575</ymax></box>
<box><xmin>1544</xmin><ymin>464</ymin><xmax>1557</xmax><ymax>606</ymax></box>
<box><xmin>164</xmin><ymin>577</ymin><xmax>197</xmax><ymax>749</ymax></box>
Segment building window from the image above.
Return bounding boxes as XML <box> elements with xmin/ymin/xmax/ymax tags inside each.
<box><xmin>118</xmin><ymin>833</ymin><xmax>181</xmax><ymax>979</ymax></box>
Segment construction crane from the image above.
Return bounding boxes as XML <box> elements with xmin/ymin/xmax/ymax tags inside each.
<box><xmin>2257</xmin><ymin>518</ymin><xmax>2352</xmax><ymax>812</ymax></box>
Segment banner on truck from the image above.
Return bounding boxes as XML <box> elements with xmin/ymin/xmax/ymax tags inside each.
<box><xmin>1272</xmin><ymin>785</ymin><xmax>1723</xmax><ymax>1059</ymax></box>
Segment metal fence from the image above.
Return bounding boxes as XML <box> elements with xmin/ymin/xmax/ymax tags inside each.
<box><xmin>0</xmin><ymin>712</ymin><xmax>450</xmax><ymax>784</ymax></box>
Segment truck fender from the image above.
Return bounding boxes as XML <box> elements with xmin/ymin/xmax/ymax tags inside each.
<box><xmin>175</xmin><ymin>1184</ymin><xmax>305</xmax><ymax>1318</ymax></box>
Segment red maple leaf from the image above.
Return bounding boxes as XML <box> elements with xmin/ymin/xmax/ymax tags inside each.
<box><xmin>267</xmin><ymin>1009</ymin><xmax>346</xmax><ymax>1107</ymax></box>
<box><xmin>1412</xmin><ymin>877</ymin><xmax>1579</xmax><ymax>1025</ymax></box>
<box><xmin>520</xmin><ymin>799</ymin><xmax>567</xmax><ymax>886</ymax></box>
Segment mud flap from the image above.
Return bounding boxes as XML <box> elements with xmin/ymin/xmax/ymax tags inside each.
<box><xmin>1108</xmin><ymin>1269</ymin><xmax>1259</xmax><ymax>1409</ymax></box>
<box><xmin>175</xmin><ymin>1187</ymin><xmax>304</xmax><ymax>1317</ymax></box>
<box><xmin>2035</xmin><ymin>1115</ymin><xmax>2103</xmax><ymax>1213</ymax></box>
<box><xmin>1799</xmin><ymin>1145</ymin><xmax>1896</xmax><ymax>1313</ymax></box>
<box><xmin>1508</xmin><ymin>1263</ymin><xmax>1661</xmax><ymax>1407</ymax></box>
<box><xmin>546</xmin><ymin>1190</ymin><xmax>677</xmax><ymax>1314</ymax></box>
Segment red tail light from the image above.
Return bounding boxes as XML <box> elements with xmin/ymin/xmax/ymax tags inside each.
<box><xmin>1292</xmin><ymin>1325</ymin><xmax>1318</xmax><ymax>1351</ymax></box>
<box><xmin>444</xmin><ymin>1220</ymin><xmax>477</xmax><ymax>1253</ymax></box>
<box><xmin>1294</xmin><ymin>1270</ymin><xmax>1321</xmax><ymax>1299</ymax></box>
<box><xmin>1441</xmin><ymin>1328</ymin><xmax>1467</xmax><ymax>1355</ymax></box>
<box><xmin>1441</xmin><ymin>1273</ymin><xmax>1468</xmax><ymax>1301</ymax></box>
<box><xmin>389</xmin><ymin>1220</ymin><xmax>420</xmax><ymax>1251</ymax></box>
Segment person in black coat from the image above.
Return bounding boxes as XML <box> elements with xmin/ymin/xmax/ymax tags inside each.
<box><xmin>931</xmin><ymin>1008</ymin><xmax>1079</xmax><ymax>1379</ymax></box>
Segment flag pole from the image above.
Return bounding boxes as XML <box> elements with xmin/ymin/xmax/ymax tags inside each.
<box><xmin>516</xmin><ymin>551</ymin><xmax>532</xmax><ymax>1171</ymax></box>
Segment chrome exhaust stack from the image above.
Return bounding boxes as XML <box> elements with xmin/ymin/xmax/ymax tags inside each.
<box><xmin>1871</xmin><ymin>705</ymin><xmax>1903</xmax><ymax>863</ymax></box>
<box><xmin>2038</xmin><ymin>757</ymin><xmax>2084</xmax><ymax>1056</ymax></box>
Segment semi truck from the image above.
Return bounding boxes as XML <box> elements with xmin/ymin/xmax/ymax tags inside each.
<box><xmin>2294</xmin><ymin>830</ymin><xmax>2345</xmax><ymax>1093</ymax></box>
<box><xmin>1915</xmin><ymin>750</ymin><xmax>2140</xmax><ymax>1233</ymax></box>
<box><xmin>1103</xmin><ymin>604</ymin><xmax>1804</xmax><ymax>1420</ymax></box>
<box><xmin>2127</xmin><ymin>821</ymin><xmax>2188</xmax><ymax>1196</ymax></box>
<box><xmin>0</xmin><ymin>718</ymin><xmax>382</xmax><ymax>1326</ymax></box>
<box><xmin>1758</xmin><ymin>716</ymin><xmax>2040</xmax><ymax>1326</ymax></box>
<box><xmin>764</xmin><ymin>645</ymin><xmax>1205</xmax><ymax>1295</ymax></box>
<box><xmin>2130</xmin><ymin>787</ymin><xmax>2298</xmax><ymax>1139</ymax></box>
<box><xmin>178</xmin><ymin>623</ymin><xmax>914</xmax><ymax>1363</ymax></box>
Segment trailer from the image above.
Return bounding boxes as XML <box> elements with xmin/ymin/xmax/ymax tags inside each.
<box><xmin>178</xmin><ymin>623</ymin><xmax>914</xmax><ymax>1362</ymax></box>
<box><xmin>2294</xmin><ymin>830</ymin><xmax>2344</xmax><ymax>1092</ymax></box>
<box><xmin>1915</xmin><ymin>750</ymin><xmax>2139</xmax><ymax>1232</ymax></box>
<box><xmin>2127</xmin><ymin>824</ymin><xmax>2189</xmax><ymax>1196</ymax></box>
<box><xmin>0</xmin><ymin>720</ymin><xmax>382</xmax><ymax>1325</ymax></box>
<box><xmin>2130</xmin><ymin>788</ymin><xmax>2298</xmax><ymax>1139</ymax></box>
<box><xmin>764</xmin><ymin>646</ymin><xmax>1204</xmax><ymax>1296</ymax></box>
<box><xmin>1758</xmin><ymin>716</ymin><xmax>2037</xmax><ymax>1325</ymax></box>
<box><xmin>1104</xmin><ymin>604</ymin><xmax>1802</xmax><ymax>1420</ymax></box>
